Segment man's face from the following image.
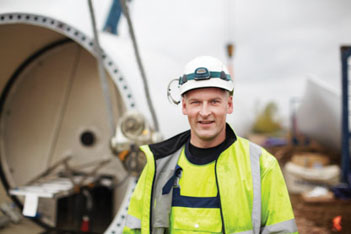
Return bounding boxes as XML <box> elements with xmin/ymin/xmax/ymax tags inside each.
<box><xmin>182</xmin><ymin>87</ymin><xmax>233</xmax><ymax>148</ymax></box>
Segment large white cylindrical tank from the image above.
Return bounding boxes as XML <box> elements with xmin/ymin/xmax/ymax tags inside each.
<box><xmin>0</xmin><ymin>4</ymin><xmax>149</xmax><ymax>231</ymax></box>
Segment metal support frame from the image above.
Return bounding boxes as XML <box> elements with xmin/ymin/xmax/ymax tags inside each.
<box><xmin>341</xmin><ymin>46</ymin><xmax>351</xmax><ymax>183</ymax></box>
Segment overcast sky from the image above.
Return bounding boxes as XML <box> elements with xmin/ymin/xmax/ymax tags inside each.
<box><xmin>122</xmin><ymin>0</ymin><xmax>350</xmax><ymax>87</ymax></box>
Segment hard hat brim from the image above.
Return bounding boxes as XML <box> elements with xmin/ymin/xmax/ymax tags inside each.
<box><xmin>179</xmin><ymin>79</ymin><xmax>234</xmax><ymax>95</ymax></box>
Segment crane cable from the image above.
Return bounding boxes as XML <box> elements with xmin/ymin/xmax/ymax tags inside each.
<box><xmin>119</xmin><ymin>0</ymin><xmax>159</xmax><ymax>132</ymax></box>
<box><xmin>88</xmin><ymin>0</ymin><xmax>115</xmax><ymax>137</ymax></box>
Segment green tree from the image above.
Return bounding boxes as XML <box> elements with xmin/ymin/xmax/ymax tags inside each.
<box><xmin>252</xmin><ymin>102</ymin><xmax>282</xmax><ymax>134</ymax></box>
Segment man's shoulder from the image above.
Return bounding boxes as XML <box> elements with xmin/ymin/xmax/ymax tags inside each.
<box><xmin>228</xmin><ymin>136</ymin><xmax>278</xmax><ymax>165</ymax></box>
<box><xmin>240</xmin><ymin>140</ymin><xmax>280</xmax><ymax>176</ymax></box>
<box><xmin>147</xmin><ymin>129</ymin><xmax>190</xmax><ymax>160</ymax></box>
<box><xmin>228</xmin><ymin>135</ymin><xmax>261</xmax><ymax>151</ymax></box>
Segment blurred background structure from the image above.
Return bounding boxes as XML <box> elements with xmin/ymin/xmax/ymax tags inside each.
<box><xmin>0</xmin><ymin>0</ymin><xmax>351</xmax><ymax>233</ymax></box>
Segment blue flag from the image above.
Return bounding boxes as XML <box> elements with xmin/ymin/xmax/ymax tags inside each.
<box><xmin>103</xmin><ymin>0</ymin><xmax>123</xmax><ymax>35</ymax></box>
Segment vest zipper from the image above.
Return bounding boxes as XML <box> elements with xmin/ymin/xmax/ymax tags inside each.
<box><xmin>215</xmin><ymin>159</ymin><xmax>226</xmax><ymax>234</ymax></box>
<box><xmin>149</xmin><ymin>158</ymin><xmax>157</xmax><ymax>234</ymax></box>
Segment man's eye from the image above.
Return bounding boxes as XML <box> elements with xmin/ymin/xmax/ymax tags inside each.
<box><xmin>211</xmin><ymin>100</ymin><xmax>220</xmax><ymax>104</ymax></box>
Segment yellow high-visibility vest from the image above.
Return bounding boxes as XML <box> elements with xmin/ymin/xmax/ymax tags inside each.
<box><xmin>123</xmin><ymin>125</ymin><xmax>297</xmax><ymax>234</ymax></box>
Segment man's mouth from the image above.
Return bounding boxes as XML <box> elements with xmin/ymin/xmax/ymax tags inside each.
<box><xmin>198</xmin><ymin>120</ymin><xmax>215</xmax><ymax>125</ymax></box>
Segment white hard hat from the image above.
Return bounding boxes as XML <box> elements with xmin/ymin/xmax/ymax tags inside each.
<box><xmin>178</xmin><ymin>56</ymin><xmax>234</xmax><ymax>95</ymax></box>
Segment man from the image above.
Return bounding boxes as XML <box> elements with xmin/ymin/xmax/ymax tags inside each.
<box><xmin>123</xmin><ymin>56</ymin><xmax>297</xmax><ymax>234</ymax></box>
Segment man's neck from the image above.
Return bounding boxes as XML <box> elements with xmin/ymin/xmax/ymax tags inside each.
<box><xmin>187</xmin><ymin>139</ymin><xmax>226</xmax><ymax>165</ymax></box>
<box><xmin>186</xmin><ymin>125</ymin><xmax>237</xmax><ymax>165</ymax></box>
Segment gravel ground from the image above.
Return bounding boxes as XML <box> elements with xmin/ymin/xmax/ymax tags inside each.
<box><xmin>290</xmin><ymin>194</ymin><xmax>351</xmax><ymax>234</ymax></box>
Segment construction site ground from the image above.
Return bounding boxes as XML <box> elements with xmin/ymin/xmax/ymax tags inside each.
<box><xmin>270</xmin><ymin>142</ymin><xmax>351</xmax><ymax>234</ymax></box>
<box><xmin>291</xmin><ymin>193</ymin><xmax>351</xmax><ymax>233</ymax></box>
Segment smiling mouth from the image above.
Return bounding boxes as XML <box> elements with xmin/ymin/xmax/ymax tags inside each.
<box><xmin>198</xmin><ymin>120</ymin><xmax>215</xmax><ymax>125</ymax></box>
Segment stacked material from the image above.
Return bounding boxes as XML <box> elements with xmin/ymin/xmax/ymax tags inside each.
<box><xmin>284</xmin><ymin>152</ymin><xmax>340</xmax><ymax>196</ymax></box>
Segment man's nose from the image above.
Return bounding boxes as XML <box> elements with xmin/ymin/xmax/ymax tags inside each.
<box><xmin>199</xmin><ymin>102</ymin><xmax>211</xmax><ymax>117</ymax></box>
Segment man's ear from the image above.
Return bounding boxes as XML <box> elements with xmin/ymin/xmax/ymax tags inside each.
<box><xmin>227</xmin><ymin>95</ymin><xmax>233</xmax><ymax>114</ymax></box>
<box><xmin>182</xmin><ymin>97</ymin><xmax>187</xmax><ymax>115</ymax></box>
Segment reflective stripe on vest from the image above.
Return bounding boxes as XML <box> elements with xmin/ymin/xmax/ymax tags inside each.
<box><xmin>249</xmin><ymin>142</ymin><xmax>262</xmax><ymax>234</ymax></box>
<box><xmin>125</xmin><ymin>214</ymin><xmax>141</xmax><ymax>229</ymax></box>
<box><xmin>260</xmin><ymin>218</ymin><xmax>297</xmax><ymax>234</ymax></box>
<box><xmin>172</xmin><ymin>187</ymin><xmax>221</xmax><ymax>208</ymax></box>
<box><xmin>229</xmin><ymin>230</ymin><xmax>254</xmax><ymax>234</ymax></box>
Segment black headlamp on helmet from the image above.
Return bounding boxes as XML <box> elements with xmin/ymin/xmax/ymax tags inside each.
<box><xmin>179</xmin><ymin>67</ymin><xmax>231</xmax><ymax>85</ymax></box>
